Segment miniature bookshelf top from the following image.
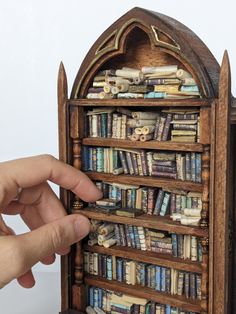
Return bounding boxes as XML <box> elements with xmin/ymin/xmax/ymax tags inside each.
<box><xmin>71</xmin><ymin>7</ymin><xmax>220</xmax><ymax>100</ymax></box>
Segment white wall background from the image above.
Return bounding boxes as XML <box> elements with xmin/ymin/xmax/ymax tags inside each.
<box><xmin>0</xmin><ymin>0</ymin><xmax>235</xmax><ymax>312</ymax></box>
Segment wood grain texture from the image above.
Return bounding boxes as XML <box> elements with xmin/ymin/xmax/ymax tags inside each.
<box><xmin>212</xmin><ymin>51</ymin><xmax>231</xmax><ymax>314</ymax></box>
<box><xmin>69</xmin><ymin>98</ymin><xmax>211</xmax><ymax>107</ymax></box>
<box><xmin>84</xmin><ymin>244</ymin><xmax>202</xmax><ymax>273</ymax></box>
<box><xmin>84</xmin><ymin>275</ymin><xmax>202</xmax><ymax>313</ymax></box>
<box><xmin>82</xmin><ymin>137</ymin><xmax>204</xmax><ymax>152</ymax></box>
<box><xmin>76</xmin><ymin>208</ymin><xmax>208</xmax><ymax>237</ymax></box>
<box><xmin>84</xmin><ymin>171</ymin><xmax>203</xmax><ymax>192</ymax></box>
<box><xmin>58</xmin><ymin>62</ymin><xmax>71</xmax><ymax>312</ymax></box>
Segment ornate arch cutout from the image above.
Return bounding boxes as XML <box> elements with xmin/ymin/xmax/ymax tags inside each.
<box><xmin>71</xmin><ymin>7</ymin><xmax>220</xmax><ymax>99</ymax></box>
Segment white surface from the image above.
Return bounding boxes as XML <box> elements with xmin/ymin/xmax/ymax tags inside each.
<box><xmin>0</xmin><ymin>272</ymin><xmax>60</xmax><ymax>314</ymax></box>
<box><xmin>0</xmin><ymin>1</ymin><xmax>235</xmax><ymax>313</ymax></box>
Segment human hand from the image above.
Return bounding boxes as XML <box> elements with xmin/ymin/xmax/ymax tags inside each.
<box><xmin>0</xmin><ymin>154</ymin><xmax>102</xmax><ymax>289</ymax></box>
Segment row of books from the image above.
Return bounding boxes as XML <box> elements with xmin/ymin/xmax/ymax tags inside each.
<box><xmin>82</xmin><ymin>147</ymin><xmax>202</xmax><ymax>183</ymax></box>
<box><xmin>92</xmin><ymin>182</ymin><xmax>202</xmax><ymax>226</ymax></box>
<box><xmin>86</xmin><ymin>65</ymin><xmax>200</xmax><ymax>99</ymax></box>
<box><xmin>88</xmin><ymin>220</ymin><xmax>202</xmax><ymax>262</ymax></box>
<box><xmin>84</xmin><ymin>252</ymin><xmax>201</xmax><ymax>299</ymax></box>
<box><xmin>86</xmin><ymin>286</ymin><xmax>199</xmax><ymax>314</ymax></box>
<box><xmin>86</xmin><ymin>108</ymin><xmax>200</xmax><ymax>143</ymax></box>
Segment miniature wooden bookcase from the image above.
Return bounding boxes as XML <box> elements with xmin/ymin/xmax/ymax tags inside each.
<box><xmin>58</xmin><ymin>7</ymin><xmax>236</xmax><ymax>314</ymax></box>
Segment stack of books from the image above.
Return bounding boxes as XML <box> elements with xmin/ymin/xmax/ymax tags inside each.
<box><xmin>82</xmin><ymin>147</ymin><xmax>202</xmax><ymax>183</ymax></box>
<box><xmin>85</xmin><ymin>108</ymin><xmax>200</xmax><ymax>143</ymax></box>
<box><xmin>86</xmin><ymin>287</ymin><xmax>199</xmax><ymax>314</ymax></box>
<box><xmin>92</xmin><ymin>182</ymin><xmax>202</xmax><ymax>226</ymax></box>
<box><xmin>88</xmin><ymin>220</ymin><xmax>202</xmax><ymax>262</ymax></box>
<box><xmin>86</xmin><ymin>65</ymin><xmax>200</xmax><ymax>99</ymax></box>
<box><xmin>84</xmin><ymin>252</ymin><xmax>201</xmax><ymax>300</ymax></box>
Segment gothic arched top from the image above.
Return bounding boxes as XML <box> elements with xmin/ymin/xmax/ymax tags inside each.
<box><xmin>71</xmin><ymin>7</ymin><xmax>220</xmax><ymax>99</ymax></box>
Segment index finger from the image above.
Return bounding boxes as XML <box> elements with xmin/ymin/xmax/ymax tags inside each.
<box><xmin>0</xmin><ymin>154</ymin><xmax>102</xmax><ymax>203</ymax></box>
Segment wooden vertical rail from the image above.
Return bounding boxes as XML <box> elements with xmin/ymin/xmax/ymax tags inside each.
<box><xmin>70</xmin><ymin>106</ymin><xmax>86</xmax><ymax>311</ymax></box>
<box><xmin>200</xmin><ymin>237</ymin><xmax>209</xmax><ymax>313</ymax></box>
<box><xmin>58</xmin><ymin>62</ymin><xmax>70</xmax><ymax>312</ymax></box>
<box><xmin>213</xmin><ymin>51</ymin><xmax>231</xmax><ymax>314</ymax></box>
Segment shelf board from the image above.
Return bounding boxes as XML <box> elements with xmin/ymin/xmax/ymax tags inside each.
<box><xmin>83</xmin><ymin>245</ymin><xmax>202</xmax><ymax>274</ymax></box>
<box><xmin>84</xmin><ymin>275</ymin><xmax>202</xmax><ymax>313</ymax></box>
<box><xmin>82</xmin><ymin>138</ymin><xmax>204</xmax><ymax>152</ymax></box>
<box><xmin>68</xmin><ymin>98</ymin><xmax>211</xmax><ymax>107</ymax></box>
<box><xmin>84</xmin><ymin>172</ymin><xmax>203</xmax><ymax>193</ymax></box>
<box><xmin>76</xmin><ymin>208</ymin><xmax>208</xmax><ymax>237</ymax></box>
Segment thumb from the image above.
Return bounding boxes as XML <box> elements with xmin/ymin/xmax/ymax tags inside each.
<box><xmin>0</xmin><ymin>214</ymin><xmax>90</xmax><ymax>288</ymax></box>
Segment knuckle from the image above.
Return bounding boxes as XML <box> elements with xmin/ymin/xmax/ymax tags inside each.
<box><xmin>38</xmin><ymin>154</ymin><xmax>56</xmax><ymax>163</ymax></box>
<box><xmin>50</xmin><ymin>224</ymin><xmax>65</xmax><ymax>251</ymax></box>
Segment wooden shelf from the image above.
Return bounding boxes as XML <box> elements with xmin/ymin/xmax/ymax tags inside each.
<box><xmin>84</xmin><ymin>172</ymin><xmax>203</xmax><ymax>193</ymax></box>
<box><xmin>83</xmin><ymin>245</ymin><xmax>202</xmax><ymax>273</ymax></box>
<box><xmin>68</xmin><ymin>98</ymin><xmax>212</xmax><ymax>107</ymax></box>
<box><xmin>84</xmin><ymin>275</ymin><xmax>202</xmax><ymax>313</ymax></box>
<box><xmin>82</xmin><ymin>137</ymin><xmax>204</xmax><ymax>152</ymax></box>
<box><xmin>76</xmin><ymin>208</ymin><xmax>208</xmax><ymax>237</ymax></box>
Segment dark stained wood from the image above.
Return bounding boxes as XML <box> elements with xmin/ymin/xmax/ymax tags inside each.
<box><xmin>84</xmin><ymin>244</ymin><xmax>202</xmax><ymax>273</ymax></box>
<box><xmin>84</xmin><ymin>275</ymin><xmax>202</xmax><ymax>313</ymax></box>
<box><xmin>76</xmin><ymin>208</ymin><xmax>208</xmax><ymax>237</ymax></box>
<box><xmin>69</xmin><ymin>98</ymin><xmax>211</xmax><ymax>107</ymax></box>
<box><xmin>199</xmin><ymin>107</ymin><xmax>211</xmax><ymax>144</ymax></box>
<box><xmin>69</xmin><ymin>105</ymin><xmax>86</xmax><ymax>311</ymax></box>
<box><xmin>82</xmin><ymin>137</ymin><xmax>204</xmax><ymax>152</ymax></box>
<box><xmin>85</xmin><ymin>171</ymin><xmax>203</xmax><ymax>192</ymax></box>
<box><xmin>58</xmin><ymin>62</ymin><xmax>71</xmax><ymax>312</ymax></box>
<box><xmin>212</xmin><ymin>51</ymin><xmax>231</xmax><ymax>314</ymax></box>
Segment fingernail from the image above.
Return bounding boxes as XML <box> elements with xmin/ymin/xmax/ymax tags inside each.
<box><xmin>74</xmin><ymin>216</ymin><xmax>91</xmax><ymax>239</ymax></box>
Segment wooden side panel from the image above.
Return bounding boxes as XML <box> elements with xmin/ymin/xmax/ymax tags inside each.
<box><xmin>58</xmin><ymin>62</ymin><xmax>70</xmax><ymax>311</ymax></box>
<box><xmin>212</xmin><ymin>51</ymin><xmax>231</xmax><ymax>314</ymax></box>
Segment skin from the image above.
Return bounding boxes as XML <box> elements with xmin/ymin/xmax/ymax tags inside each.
<box><xmin>0</xmin><ymin>154</ymin><xmax>103</xmax><ymax>289</ymax></box>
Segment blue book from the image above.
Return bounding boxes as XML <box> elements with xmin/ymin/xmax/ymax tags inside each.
<box><xmin>88</xmin><ymin>148</ymin><xmax>93</xmax><ymax>171</ymax></box>
<box><xmin>117</xmin><ymin>259</ymin><xmax>123</xmax><ymax>282</ymax></box>
<box><xmin>180</xmin><ymin>85</ymin><xmax>199</xmax><ymax>92</ymax></box>
<box><xmin>165</xmin><ymin>305</ymin><xmax>171</xmax><ymax>314</ymax></box>
<box><xmin>106</xmin><ymin>256</ymin><xmax>112</xmax><ymax>280</ymax></box>
<box><xmin>153</xmin><ymin>189</ymin><xmax>165</xmax><ymax>215</ymax></box>
<box><xmin>155</xmin><ymin>266</ymin><xmax>161</xmax><ymax>291</ymax></box>
<box><xmin>160</xmin><ymin>192</ymin><xmax>171</xmax><ymax>216</ymax></box>
<box><xmin>161</xmin><ymin>267</ymin><xmax>166</xmax><ymax>292</ymax></box>
<box><xmin>129</xmin><ymin>225</ymin><xmax>136</xmax><ymax>248</ymax></box>
<box><xmin>144</xmin><ymin>92</ymin><xmax>166</xmax><ymax>98</ymax></box>
<box><xmin>195</xmin><ymin>153</ymin><xmax>202</xmax><ymax>183</ymax></box>
<box><xmin>89</xmin><ymin>286</ymin><xmax>94</xmax><ymax>307</ymax></box>
<box><xmin>94</xmin><ymin>288</ymin><xmax>99</xmax><ymax>307</ymax></box>
<box><xmin>98</xmin><ymin>288</ymin><xmax>102</xmax><ymax>308</ymax></box>
<box><xmin>140</xmin><ymin>263</ymin><xmax>146</xmax><ymax>286</ymax></box>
